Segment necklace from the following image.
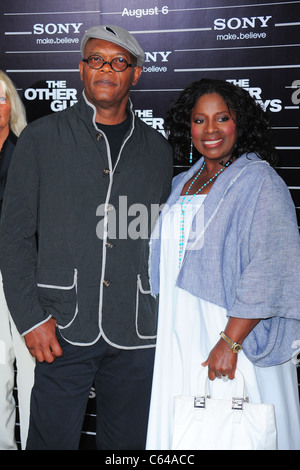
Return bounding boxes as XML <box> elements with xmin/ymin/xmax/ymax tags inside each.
<box><xmin>178</xmin><ymin>157</ymin><xmax>233</xmax><ymax>269</ymax></box>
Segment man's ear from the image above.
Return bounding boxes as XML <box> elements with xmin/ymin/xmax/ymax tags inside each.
<box><xmin>132</xmin><ymin>66</ymin><xmax>142</xmax><ymax>86</ymax></box>
<box><xmin>78</xmin><ymin>60</ymin><xmax>84</xmax><ymax>82</ymax></box>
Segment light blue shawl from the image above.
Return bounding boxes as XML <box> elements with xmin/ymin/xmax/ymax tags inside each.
<box><xmin>150</xmin><ymin>153</ymin><xmax>300</xmax><ymax>366</ymax></box>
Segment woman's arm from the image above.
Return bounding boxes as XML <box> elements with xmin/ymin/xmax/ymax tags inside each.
<box><xmin>202</xmin><ymin>317</ymin><xmax>261</xmax><ymax>380</ymax></box>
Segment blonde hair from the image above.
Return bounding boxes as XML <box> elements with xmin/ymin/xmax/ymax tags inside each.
<box><xmin>0</xmin><ymin>70</ymin><xmax>27</xmax><ymax>137</ymax></box>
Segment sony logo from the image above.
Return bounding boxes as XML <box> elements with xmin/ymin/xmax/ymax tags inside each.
<box><xmin>214</xmin><ymin>16</ymin><xmax>272</xmax><ymax>30</ymax></box>
<box><xmin>144</xmin><ymin>51</ymin><xmax>172</xmax><ymax>62</ymax></box>
<box><xmin>33</xmin><ymin>23</ymin><xmax>83</xmax><ymax>35</ymax></box>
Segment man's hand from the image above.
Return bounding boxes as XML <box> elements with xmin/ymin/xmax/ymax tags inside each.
<box><xmin>25</xmin><ymin>317</ymin><xmax>63</xmax><ymax>363</ymax></box>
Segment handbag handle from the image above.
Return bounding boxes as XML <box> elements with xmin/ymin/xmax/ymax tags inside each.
<box><xmin>194</xmin><ymin>366</ymin><xmax>246</xmax><ymax>409</ymax></box>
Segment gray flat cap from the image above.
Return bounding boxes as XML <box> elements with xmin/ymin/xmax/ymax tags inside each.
<box><xmin>80</xmin><ymin>25</ymin><xmax>144</xmax><ymax>67</ymax></box>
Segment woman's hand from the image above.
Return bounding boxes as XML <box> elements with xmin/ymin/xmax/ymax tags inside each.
<box><xmin>202</xmin><ymin>338</ymin><xmax>237</xmax><ymax>381</ymax></box>
<box><xmin>202</xmin><ymin>317</ymin><xmax>261</xmax><ymax>380</ymax></box>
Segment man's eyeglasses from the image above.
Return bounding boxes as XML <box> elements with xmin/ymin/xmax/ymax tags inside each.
<box><xmin>82</xmin><ymin>55</ymin><xmax>136</xmax><ymax>72</ymax></box>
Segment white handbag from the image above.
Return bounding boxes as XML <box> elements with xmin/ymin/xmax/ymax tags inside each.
<box><xmin>171</xmin><ymin>368</ymin><xmax>277</xmax><ymax>450</ymax></box>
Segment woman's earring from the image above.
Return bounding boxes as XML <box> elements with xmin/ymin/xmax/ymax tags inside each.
<box><xmin>189</xmin><ymin>137</ymin><xmax>193</xmax><ymax>164</ymax></box>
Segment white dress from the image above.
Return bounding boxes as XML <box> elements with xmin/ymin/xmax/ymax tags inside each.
<box><xmin>0</xmin><ymin>271</ymin><xmax>35</xmax><ymax>449</ymax></box>
<box><xmin>146</xmin><ymin>195</ymin><xmax>300</xmax><ymax>450</ymax></box>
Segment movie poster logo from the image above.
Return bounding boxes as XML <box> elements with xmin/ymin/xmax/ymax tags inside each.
<box><xmin>23</xmin><ymin>80</ymin><xmax>78</xmax><ymax>120</ymax></box>
<box><xmin>227</xmin><ymin>79</ymin><xmax>282</xmax><ymax>113</ymax></box>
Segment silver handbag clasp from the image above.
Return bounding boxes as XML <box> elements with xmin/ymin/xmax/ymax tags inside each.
<box><xmin>194</xmin><ymin>395</ymin><xmax>209</xmax><ymax>408</ymax></box>
<box><xmin>232</xmin><ymin>396</ymin><xmax>249</xmax><ymax>410</ymax></box>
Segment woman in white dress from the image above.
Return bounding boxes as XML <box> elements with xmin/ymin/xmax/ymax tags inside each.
<box><xmin>146</xmin><ymin>79</ymin><xmax>300</xmax><ymax>450</ymax></box>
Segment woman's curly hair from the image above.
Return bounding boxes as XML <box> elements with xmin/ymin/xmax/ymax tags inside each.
<box><xmin>164</xmin><ymin>78</ymin><xmax>278</xmax><ymax>167</ymax></box>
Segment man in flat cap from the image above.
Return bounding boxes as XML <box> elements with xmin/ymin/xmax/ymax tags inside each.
<box><xmin>0</xmin><ymin>25</ymin><xmax>173</xmax><ymax>449</ymax></box>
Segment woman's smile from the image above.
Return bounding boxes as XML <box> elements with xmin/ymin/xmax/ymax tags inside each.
<box><xmin>202</xmin><ymin>138</ymin><xmax>224</xmax><ymax>148</ymax></box>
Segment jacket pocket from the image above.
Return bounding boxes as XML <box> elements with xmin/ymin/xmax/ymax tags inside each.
<box><xmin>135</xmin><ymin>273</ymin><xmax>158</xmax><ymax>339</ymax></box>
<box><xmin>36</xmin><ymin>267</ymin><xmax>78</xmax><ymax>329</ymax></box>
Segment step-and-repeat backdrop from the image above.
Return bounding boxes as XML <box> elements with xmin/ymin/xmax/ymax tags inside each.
<box><xmin>1</xmin><ymin>0</ymin><xmax>299</xmax><ymax>449</ymax></box>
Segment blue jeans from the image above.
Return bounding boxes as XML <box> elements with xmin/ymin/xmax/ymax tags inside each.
<box><xmin>26</xmin><ymin>333</ymin><xmax>155</xmax><ymax>450</ymax></box>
